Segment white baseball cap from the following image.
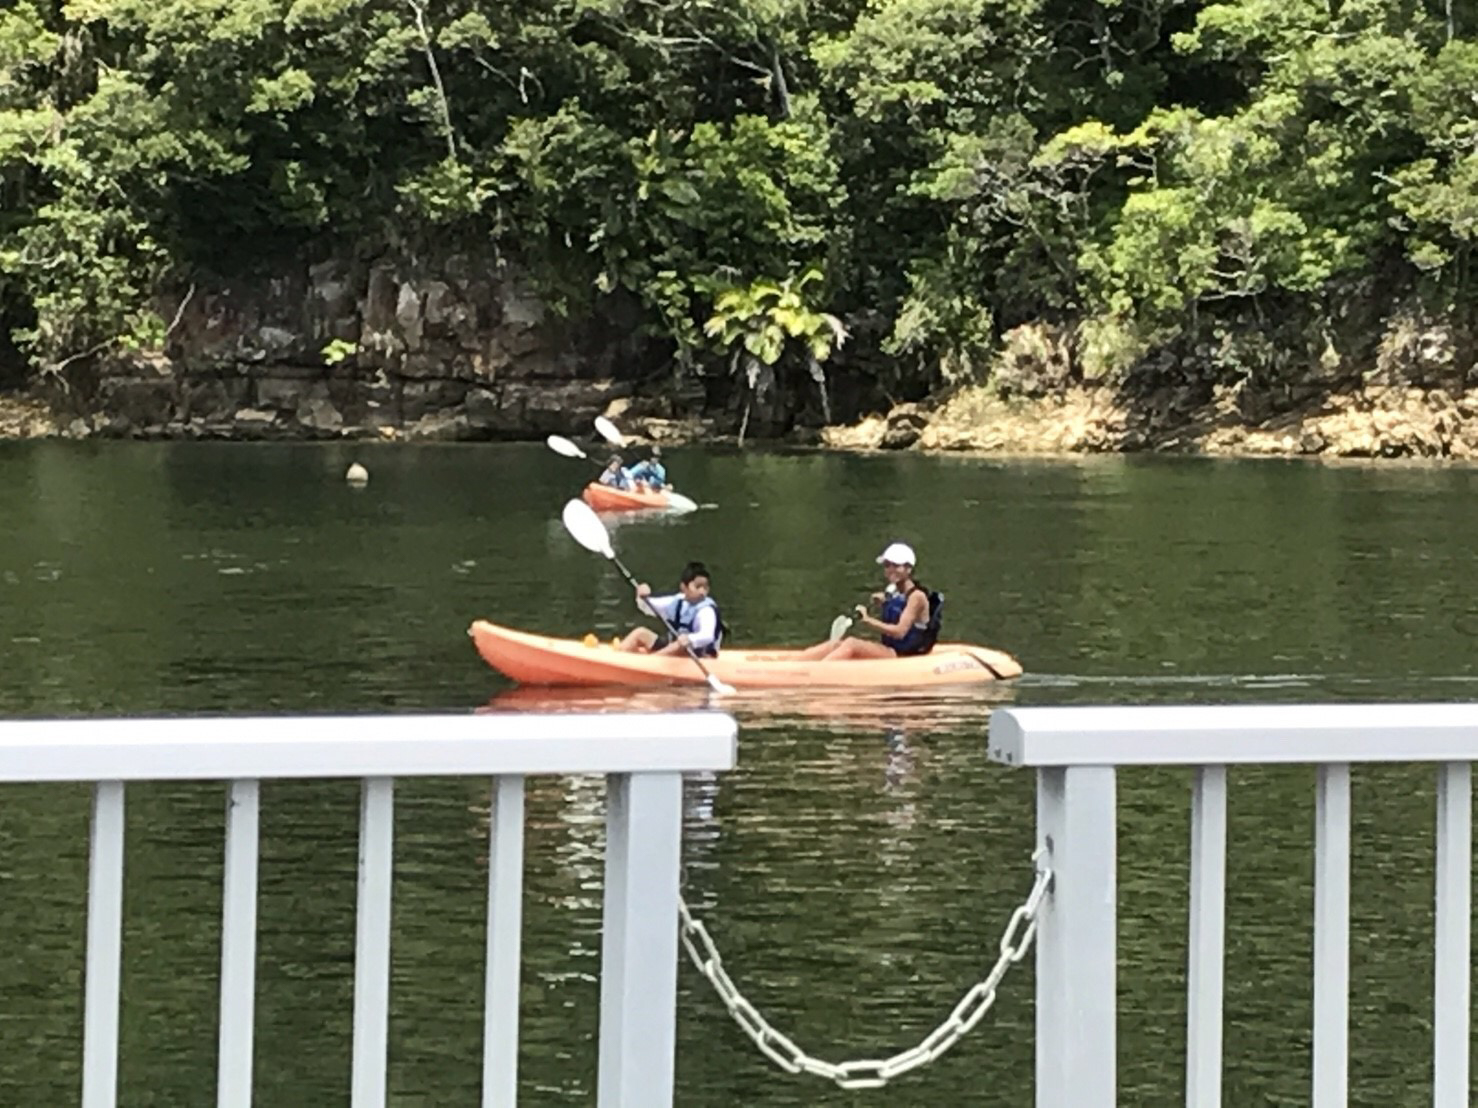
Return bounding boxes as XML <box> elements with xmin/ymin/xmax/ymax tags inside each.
<box><xmin>876</xmin><ymin>542</ymin><xmax>917</xmax><ymax>567</ymax></box>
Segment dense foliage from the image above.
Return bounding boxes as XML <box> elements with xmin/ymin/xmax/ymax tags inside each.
<box><xmin>0</xmin><ymin>0</ymin><xmax>1472</xmax><ymax>400</ymax></box>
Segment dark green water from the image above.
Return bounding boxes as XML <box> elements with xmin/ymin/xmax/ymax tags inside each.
<box><xmin>1</xmin><ymin>441</ymin><xmax>1476</xmax><ymax>1105</ymax></box>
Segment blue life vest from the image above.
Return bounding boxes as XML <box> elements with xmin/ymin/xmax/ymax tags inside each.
<box><xmin>880</xmin><ymin>585</ymin><xmax>943</xmax><ymax>656</ymax></box>
<box><xmin>664</xmin><ymin>595</ymin><xmax>723</xmax><ymax>657</ymax></box>
<box><xmin>629</xmin><ymin>460</ymin><xmax>667</xmax><ymax>489</ymax></box>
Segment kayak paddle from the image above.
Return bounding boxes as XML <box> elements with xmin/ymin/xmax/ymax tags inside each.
<box><xmin>593</xmin><ymin>416</ymin><xmax>625</xmax><ymax>446</ymax></box>
<box><xmin>830</xmin><ymin>591</ymin><xmax>888</xmax><ymax>640</ymax></box>
<box><xmin>560</xmin><ymin>498</ymin><xmax>735</xmax><ymax>695</ymax></box>
<box><xmin>546</xmin><ymin>434</ymin><xmax>590</xmax><ymax>460</ymax></box>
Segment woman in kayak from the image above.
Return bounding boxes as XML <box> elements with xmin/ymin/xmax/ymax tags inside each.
<box><xmin>628</xmin><ymin>445</ymin><xmax>667</xmax><ymax>490</ymax></box>
<box><xmin>619</xmin><ymin>561</ymin><xmax>723</xmax><ymax>657</ymax></box>
<box><xmin>598</xmin><ymin>454</ymin><xmax>633</xmax><ymax>490</ymax></box>
<box><xmin>797</xmin><ymin>542</ymin><xmax>938</xmax><ymax>661</ymax></box>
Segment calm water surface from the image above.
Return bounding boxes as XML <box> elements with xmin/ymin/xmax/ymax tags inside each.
<box><xmin>1</xmin><ymin>441</ymin><xmax>1476</xmax><ymax>1105</ymax></box>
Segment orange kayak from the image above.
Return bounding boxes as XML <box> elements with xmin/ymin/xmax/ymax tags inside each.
<box><xmin>469</xmin><ymin>620</ymin><xmax>1023</xmax><ymax>689</ymax></box>
<box><xmin>581</xmin><ymin>482</ymin><xmax>669</xmax><ymax>512</ymax></box>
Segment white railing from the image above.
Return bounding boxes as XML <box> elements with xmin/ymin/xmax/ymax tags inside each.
<box><xmin>988</xmin><ymin>703</ymin><xmax>1478</xmax><ymax>1108</ymax></box>
<box><xmin>0</xmin><ymin>712</ymin><xmax>737</xmax><ymax>1108</ymax></box>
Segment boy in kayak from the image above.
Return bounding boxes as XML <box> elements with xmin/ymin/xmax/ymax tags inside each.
<box><xmin>797</xmin><ymin>542</ymin><xmax>940</xmax><ymax>660</ymax></box>
<box><xmin>619</xmin><ymin>561</ymin><xmax>723</xmax><ymax>657</ymax></box>
<box><xmin>598</xmin><ymin>454</ymin><xmax>633</xmax><ymax>490</ymax></box>
<box><xmin>627</xmin><ymin>445</ymin><xmax>667</xmax><ymax>490</ymax></box>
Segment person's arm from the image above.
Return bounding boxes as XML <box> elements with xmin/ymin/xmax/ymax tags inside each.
<box><xmin>858</xmin><ymin>589</ymin><xmax>928</xmax><ymax>638</ymax></box>
<box><xmin>638</xmin><ymin>589</ymin><xmax>680</xmax><ymax>623</ymax></box>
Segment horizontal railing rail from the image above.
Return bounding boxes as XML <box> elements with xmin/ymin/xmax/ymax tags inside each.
<box><xmin>988</xmin><ymin>702</ymin><xmax>1478</xmax><ymax>1108</ymax></box>
<box><xmin>0</xmin><ymin>711</ymin><xmax>738</xmax><ymax>1108</ymax></box>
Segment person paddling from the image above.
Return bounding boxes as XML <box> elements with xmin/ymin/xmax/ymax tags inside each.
<box><xmin>628</xmin><ymin>445</ymin><xmax>667</xmax><ymax>491</ymax></box>
<box><xmin>798</xmin><ymin>542</ymin><xmax>940</xmax><ymax>660</ymax></box>
<box><xmin>619</xmin><ymin>561</ymin><xmax>724</xmax><ymax>657</ymax></box>
<box><xmin>598</xmin><ymin>454</ymin><xmax>633</xmax><ymax>490</ymax></box>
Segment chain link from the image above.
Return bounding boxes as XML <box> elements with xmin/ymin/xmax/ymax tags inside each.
<box><xmin>678</xmin><ymin>847</ymin><xmax>1052</xmax><ymax>1091</ymax></box>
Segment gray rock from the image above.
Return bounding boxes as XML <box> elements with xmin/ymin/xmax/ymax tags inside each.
<box><xmin>257</xmin><ymin>326</ymin><xmax>298</xmax><ymax>354</ymax></box>
<box><xmin>363</xmin><ymin>262</ymin><xmax>398</xmax><ymax>334</ymax></box>
<box><xmin>464</xmin><ymin>387</ymin><xmax>502</xmax><ymax>429</ymax></box>
<box><xmin>396</xmin><ymin>283</ymin><xmax>423</xmax><ymax>351</ymax></box>
<box><xmin>405</xmin><ymin>410</ymin><xmax>471</xmax><ymax>441</ymax></box>
<box><xmin>97</xmin><ymin>377</ymin><xmax>176</xmax><ymax>427</ymax></box>
<box><xmin>256</xmin><ymin>375</ymin><xmax>309</xmax><ymax>410</ymax></box>
<box><xmin>402</xmin><ymin>379</ymin><xmax>470</xmax><ymax>421</ymax></box>
<box><xmin>180</xmin><ymin>377</ymin><xmax>250</xmax><ymax>422</ymax></box>
<box><xmin>499</xmin><ymin>280</ymin><xmax>545</xmax><ymax>328</ymax></box>
<box><xmin>296</xmin><ymin>397</ymin><xmax>343</xmax><ymax>433</ymax></box>
<box><xmin>422</xmin><ymin>281</ymin><xmax>454</xmax><ymax>326</ymax></box>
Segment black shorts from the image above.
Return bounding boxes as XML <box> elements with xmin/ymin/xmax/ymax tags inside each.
<box><xmin>658</xmin><ymin>631</ymin><xmax>717</xmax><ymax>658</ymax></box>
<box><xmin>889</xmin><ymin>636</ymin><xmax>933</xmax><ymax>658</ymax></box>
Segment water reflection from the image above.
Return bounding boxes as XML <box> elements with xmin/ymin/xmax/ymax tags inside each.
<box><xmin>481</xmin><ymin>682</ymin><xmax>1016</xmax><ymax>742</ymax></box>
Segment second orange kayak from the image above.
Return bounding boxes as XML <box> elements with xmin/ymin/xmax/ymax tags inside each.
<box><xmin>581</xmin><ymin>482</ymin><xmax>670</xmax><ymax>512</ymax></box>
<box><xmin>469</xmin><ymin>620</ymin><xmax>1023</xmax><ymax>688</ymax></box>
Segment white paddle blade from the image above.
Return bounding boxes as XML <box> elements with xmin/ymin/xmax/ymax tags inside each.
<box><xmin>561</xmin><ymin>498</ymin><xmax>614</xmax><ymax>558</ymax></box>
<box><xmin>666</xmin><ymin>491</ymin><xmax>699</xmax><ymax>514</ymax></box>
<box><xmin>546</xmin><ymin>434</ymin><xmax>587</xmax><ymax>459</ymax></box>
<box><xmin>706</xmin><ymin>674</ymin><xmax>736</xmax><ymax>696</ymax></box>
<box><xmin>593</xmin><ymin>416</ymin><xmax>625</xmax><ymax>446</ymax></box>
<box><xmin>828</xmin><ymin>614</ymin><xmax>853</xmax><ymax>642</ymax></box>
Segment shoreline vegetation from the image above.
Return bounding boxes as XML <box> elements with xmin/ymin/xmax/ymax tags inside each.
<box><xmin>1</xmin><ymin>1</ymin><xmax>1472</xmax><ymax>455</ymax></box>
<box><xmin>7</xmin><ymin>379</ymin><xmax>1478</xmax><ymax>461</ymax></box>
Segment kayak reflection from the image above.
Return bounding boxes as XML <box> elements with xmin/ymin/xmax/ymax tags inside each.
<box><xmin>478</xmin><ymin>681</ymin><xmax>1017</xmax><ymax>739</ymax></box>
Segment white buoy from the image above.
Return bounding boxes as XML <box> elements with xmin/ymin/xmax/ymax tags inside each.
<box><xmin>346</xmin><ymin>462</ymin><xmax>369</xmax><ymax>485</ymax></box>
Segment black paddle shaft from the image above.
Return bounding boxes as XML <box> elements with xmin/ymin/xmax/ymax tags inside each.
<box><xmin>608</xmin><ymin>553</ymin><xmax>723</xmax><ymax>683</ymax></box>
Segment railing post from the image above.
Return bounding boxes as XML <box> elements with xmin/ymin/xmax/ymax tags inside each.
<box><xmin>482</xmin><ymin>774</ymin><xmax>526</xmax><ymax>1108</ymax></box>
<box><xmin>1312</xmin><ymin>764</ymin><xmax>1350</xmax><ymax>1108</ymax></box>
<box><xmin>597</xmin><ymin>771</ymin><xmax>684</xmax><ymax>1108</ymax></box>
<box><xmin>1433</xmin><ymin>761</ymin><xmax>1471</xmax><ymax>1107</ymax></box>
<box><xmin>352</xmin><ymin>776</ymin><xmax>395</xmax><ymax>1108</ymax></box>
<box><xmin>1035</xmin><ymin>766</ymin><xmax>1116</xmax><ymax>1108</ymax></box>
<box><xmin>82</xmin><ymin>780</ymin><xmax>126</xmax><ymax>1108</ymax></box>
<box><xmin>218</xmin><ymin>778</ymin><xmax>261</xmax><ymax>1108</ymax></box>
<box><xmin>1186</xmin><ymin>765</ymin><xmax>1228</xmax><ymax>1108</ymax></box>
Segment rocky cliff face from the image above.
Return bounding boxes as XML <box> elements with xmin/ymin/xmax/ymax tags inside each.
<box><xmin>18</xmin><ymin>260</ymin><xmax>1478</xmax><ymax>461</ymax></box>
<box><xmin>61</xmin><ymin>252</ymin><xmax>659</xmax><ymax>441</ymax></box>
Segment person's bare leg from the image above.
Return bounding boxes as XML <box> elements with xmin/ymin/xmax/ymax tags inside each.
<box><xmin>794</xmin><ymin>639</ymin><xmax>845</xmax><ymax>661</ymax></box>
<box><xmin>619</xmin><ymin>627</ymin><xmax>658</xmax><ymax>653</ymax></box>
<box><xmin>824</xmin><ymin>638</ymin><xmax>897</xmax><ymax>660</ymax></box>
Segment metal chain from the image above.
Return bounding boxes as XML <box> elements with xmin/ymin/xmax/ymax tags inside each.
<box><xmin>677</xmin><ymin>848</ymin><xmax>1052</xmax><ymax>1091</ymax></box>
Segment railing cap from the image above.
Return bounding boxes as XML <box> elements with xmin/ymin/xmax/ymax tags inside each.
<box><xmin>989</xmin><ymin>703</ymin><xmax>1478</xmax><ymax>767</ymax></box>
<box><xmin>0</xmin><ymin>712</ymin><xmax>737</xmax><ymax>781</ymax></box>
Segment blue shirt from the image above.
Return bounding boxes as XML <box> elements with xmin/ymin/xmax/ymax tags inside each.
<box><xmin>628</xmin><ymin>460</ymin><xmax>667</xmax><ymax>489</ymax></box>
